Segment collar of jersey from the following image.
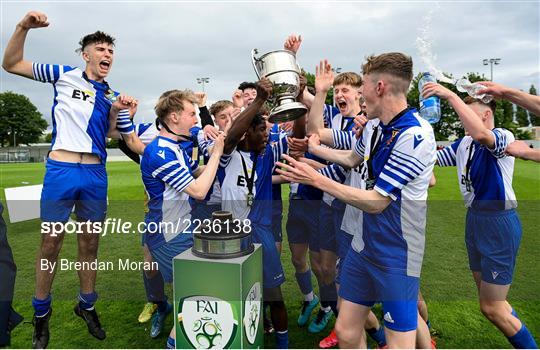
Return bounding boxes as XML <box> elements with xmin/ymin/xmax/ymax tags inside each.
<box><xmin>82</xmin><ymin>71</ymin><xmax>111</xmax><ymax>91</ymax></box>
<box><xmin>157</xmin><ymin>135</ymin><xmax>180</xmax><ymax>144</ymax></box>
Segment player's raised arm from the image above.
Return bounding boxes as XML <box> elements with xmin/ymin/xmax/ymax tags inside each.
<box><xmin>307</xmin><ymin>60</ymin><xmax>333</xmax><ymax>137</ymax></box>
<box><xmin>423</xmin><ymin>82</ymin><xmax>496</xmax><ymax>148</ymax></box>
<box><xmin>477</xmin><ymin>81</ymin><xmax>540</xmax><ymax>116</ymax></box>
<box><xmin>224</xmin><ymin>78</ymin><xmax>272</xmax><ymax>154</ymax></box>
<box><xmin>2</xmin><ymin>11</ymin><xmax>49</xmax><ymax>79</ymax></box>
<box><xmin>307</xmin><ymin>133</ymin><xmax>362</xmax><ymax>168</ymax></box>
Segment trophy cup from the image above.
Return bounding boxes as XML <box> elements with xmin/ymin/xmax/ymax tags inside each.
<box><xmin>251</xmin><ymin>48</ymin><xmax>308</xmax><ymax>123</ymax></box>
<box><xmin>192</xmin><ymin>211</ymin><xmax>254</xmax><ymax>259</ymax></box>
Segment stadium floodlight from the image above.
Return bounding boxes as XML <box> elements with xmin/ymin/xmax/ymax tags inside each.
<box><xmin>196</xmin><ymin>77</ymin><xmax>210</xmax><ymax>92</ymax></box>
<box><xmin>483</xmin><ymin>58</ymin><xmax>502</xmax><ymax>81</ymax></box>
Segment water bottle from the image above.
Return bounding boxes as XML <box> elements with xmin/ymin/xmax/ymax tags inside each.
<box><xmin>418</xmin><ymin>72</ymin><xmax>441</xmax><ymax>124</ymax></box>
<box><xmin>455</xmin><ymin>78</ymin><xmax>494</xmax><ymax>103</ymax></box>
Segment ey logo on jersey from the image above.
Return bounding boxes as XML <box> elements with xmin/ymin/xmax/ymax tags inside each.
<box><xmin>72</xmin><ymin>89</ymin><xmax>95</xmax><ymax>104</ymax></box>
<box><xmin>237</xmin><ymin>170</ymin><xmax>253</xmax><ymax>187</ymax></box>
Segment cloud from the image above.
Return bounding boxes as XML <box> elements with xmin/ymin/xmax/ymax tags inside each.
<box><xmin>1</xmin><ymin>1</ymin><xmax>538</xmax><ymax>128</ymax></box>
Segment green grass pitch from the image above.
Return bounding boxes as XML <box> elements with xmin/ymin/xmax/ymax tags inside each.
<box><xmin>0</xmin><ymin>160</ymin><xmax>538</xmax><ymax>348</ymax></box>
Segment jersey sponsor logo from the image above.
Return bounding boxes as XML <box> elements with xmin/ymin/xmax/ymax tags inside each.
<box><xmin>157</xmin><ymin>150</ymin><xmax>166</xmax><ymax>160</ymax></box>
<box><xmin>71</xmin><ymin>89</ymin><xmax>95</xmax><ymax>104</ymax></box>
<box><xmin>413</xmin><ymin>134</ymin><xmax>425</xmax><ymax>149</ymax></box>
<box><xmin>383</xmin><ymin>312</ymin><xmax>394</xmax><ymax>324</ymax></box>
<box><xmin>236</xmin><ymin>175</ymin><xmax>248</xmax><ymax>187</ymax></box>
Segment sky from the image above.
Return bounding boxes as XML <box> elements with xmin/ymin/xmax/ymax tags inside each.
<box><xmin>1</xmin><ymin>1</ymin><xmax>539</xmax><ymax>129</ymax></box>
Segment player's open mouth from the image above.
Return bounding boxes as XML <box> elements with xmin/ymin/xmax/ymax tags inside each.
<box><xmin>338</xmin><ymin>101</ymin><xmax>347</xmax><ymax>110</ymax></box>
<box><xmin>99</xmin><ymin>61</ymin><xmax>111</xmax><ymax>70</ymax></box>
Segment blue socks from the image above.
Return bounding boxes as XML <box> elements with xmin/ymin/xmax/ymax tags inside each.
<box><xmin>295</xmin><ymin>270</ymin><xmax>313</xmax><ymax>296</ymax></box>
<box><xmin>32</xmin><ymin>295</ymin><xmax>52</xmax><ymax>317</ymax></box>
<box><xmin>145</xmin><ymin>271</ymin><xmax>166</xmax><ymax>304</ymax></box>
<box><xmin>166</xmin><ymin>336</ymin><xmax>175</xmax><ymax>349</ymax></box>
<box><xmin>508</xmin><ymin>323</ymin><xmax>538</xmax><ymax>349</ymax></box>
<box><xmin>367</xmin><ymin>326</ymin><xmax>387</xmax><ymax>347</ymax></box>
<box><xmin>275</xmin><ymin>330</ymin><xmax>289</xmax><ymax>349</ymax></box>
<box><xmin>78</xmin><ymin>291</ymin><xmax>98</xmax><ymax>310</ymax></box>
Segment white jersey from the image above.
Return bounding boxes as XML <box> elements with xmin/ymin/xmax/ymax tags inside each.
<box><xmin>336</xmin><ymin>119</ymin><xmax>382</xmax><ymax>237</ymax></box>
<box><xmin>32</xmin><ymin>63</ymin><xmax>120</xmax><ymax>162</ymax></box>
<box><xmin>322</xmin><ymin>104</ymin><xmax>357</xmax><ymax>206</ymax></box>
<box><xmin>436</xmin><ymin>129</ymin><xmax>516</xmax><ymax>210</ymax></box>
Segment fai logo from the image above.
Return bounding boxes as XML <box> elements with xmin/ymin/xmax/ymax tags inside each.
<box><xmin>243</xmin><ymin>282</ymin><xmax>261</xmax><ymax>344</ymax></box>
<box><xmin>178</xmin><ymin>296</ymin><xmax>238</xmax><ymax>349</ymax></box>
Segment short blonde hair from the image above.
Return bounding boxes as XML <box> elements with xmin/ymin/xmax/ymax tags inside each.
<box><xmin>154</xmin><ymin>89</ymin><xmax>197</xmax><ymax>120</ymax></box>
<box><xmin>333</xmin><ymin>72</ymin><xmax>362</xmax><ymax>88</ymax></box>
<box><xmin>210</xmin><ymin>100</ymin><xmax>234</xmax><ymax>117</ymax></box>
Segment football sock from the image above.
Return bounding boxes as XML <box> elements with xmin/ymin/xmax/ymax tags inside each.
<box><xmin>367</xmin><ymin>326</ymin><xmax>387</xmax><ymax>347</ymax></box>
<box><xmin>147</xmin><ymin>271</ymin><xmax>166</xmax><ymax>305</ymax></box>
<box><xmin>508</xmin><ymin>323</ymin><xmax>538</xmax><ymax>349</ymax></box>
<box><xmin>166</xmin><ymin>336</ymin><xmax>175</xmax><ymax>349</ymax></box>
<box><xmin>320</xmin><ymin>282</ymin><xmax>338</xmax><ymax>315</ymax></box>
<box><xmin>295</xmin><ymin>270</ymin><xmax>313</xmax><ymax>296</ymax></box>
<box><xmin>78</xmin><ymin>291</ymin><xmax>97</xmax><ymax>311</ymax></box>
<box><xmin>275</xmin><ymin>330</ymin><xmax>289</xmax><ymax>349</ymax></box>
<box><xmin>32</xmin><ymin>295</ymin><xmax>51</xmax><ymax>317</ymax></box>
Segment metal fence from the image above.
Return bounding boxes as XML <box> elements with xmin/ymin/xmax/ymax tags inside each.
<box><xmin>0</xmin><ymin>146</ymin><xmax>49</xmax><ymax>163</ymax></box>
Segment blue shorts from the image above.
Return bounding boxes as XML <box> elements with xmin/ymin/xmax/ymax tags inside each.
<box><xmin>271</xmin><ymin>200</ymin><xmax>283</xmax><ymax>243</ymax></box>
<box><xmin>252</xmin><ymin>224</ymin><xmax>285</xmax><ymax>289</ymax></box>
<box><xmin>286</xmin><ymin>196</ymin><xmax>320</xmax><ymax>251</ymax></box>
<box><xmin>335</xmin><ymin>228</ymin><xmax>353</xmax><ymax>284</ymax></box>
<box><xmin>465</xmin><ymin>208</ymin><xmax>522</xmax><ymax>285</ymax></box>
<box><xmin>339</xmin><ymin>249</ymin><xmax>419</xmax><ymax>332</ymax></box>
<box><xmin>149</xmin><ymin>230</ymin><xmax>194</xmax><ymax>283</ymax></box>
<box><xmin>318</xmin><ymin>202</ymin><xmax>337</xmax><ymax>252</ymax></box>
<box><xmin>40</xmin><ymin>159</ymin><xmax>107</xmax><ymax>222</ymax></box>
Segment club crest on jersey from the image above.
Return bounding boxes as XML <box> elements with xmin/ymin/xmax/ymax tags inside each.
<box><xmin>386</xmin><ymin>129</ymin><xmax>400</xmax><ymax>145</ymax></box>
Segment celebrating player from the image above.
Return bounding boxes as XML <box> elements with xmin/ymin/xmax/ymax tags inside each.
<box><xmin>277</xmin><ymin>53</ymin><xmax>436</xmax><ymax>348</ymax></box>
<box><xmin>2</xmin><ymin>11</ymin><xmax>144</xmax><ymax>348</ymax></box>
<box><xmin>425</xmin><ymin>82</ymin><xmax>538</xmax><ymax>349</ymax></box>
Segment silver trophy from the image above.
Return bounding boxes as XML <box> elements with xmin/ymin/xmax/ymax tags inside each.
<box><xmin>192</xmin><ymin>211</ymin><xmax>254</xmax><ymax>259</ymax></box>
<box><xmin>251</xmin><ymin>48</ymin><xmax>308</xmax><ymax>123</ymax></box>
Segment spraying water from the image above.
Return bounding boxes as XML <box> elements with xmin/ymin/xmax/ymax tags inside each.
<box><xmin>415</xmin><ymin>4</ymin><xmax>454</xmax><ymax>84</ymax></box>
<box><xmin>415</xmin><ymin>4</ymin><xmax>494</xmax><ymax>102</ymax></box>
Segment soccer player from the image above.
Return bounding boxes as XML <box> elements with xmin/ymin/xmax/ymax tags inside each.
<box><xmin>218</xmin><ymin>77</ymin><xmax>296</xmax><ymax>348</ymax></box>
<box><xmin>424</xmin><ymin>82</ymin><xmax>538</xmax><ymax>349</ymax></box>
<box><xmin>2</xmin><ymin>11</ymin><xmax>144</xmax><ymax>348</ymax></box>
<box><xmin>307</xmin><ymin>60</ymin><xmax>370</xmax><ymax>337</ymax></box>
<box><xmin>277</xmin><ymin>52</ymin><xmax>436</xmax><ymax>348</ymax></box>
<box><xmin>233</xmin><ymin>81</ymin><xmax>258</xmax><ymax>109</ymax></box>
<box><xmin>140</xmin><ymin>89</ymin><xmax>225</xmax><ymax>348</ymax></box>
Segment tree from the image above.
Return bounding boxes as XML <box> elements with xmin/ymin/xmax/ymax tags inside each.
<box><xmin>407</xmin><ymin>72</ymin><xmax>490</xmax><ymax>140</ymax></box>
<box><xmin>302</xmin><ymin>69</ymin><xmax>334</xmax><ymax>105</ymax></box>
<box><xmin>529</xmin><ymin>84</ymin><xmax>538</xmax><ymax>126</ymax></box>
<box><xmin>0</xmin><ymin>91</ymin><xmax>48</xmax><ymax>147</ymax></box>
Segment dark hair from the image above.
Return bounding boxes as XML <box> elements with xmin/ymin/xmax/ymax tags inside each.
<box><xmin>77</xmin><ymin>31</ymin><xmax>116</xmax><ymax>53</ymax></box>
<box><xmin>249</xmin><ymin>114</ymin><xmax>266</xmax><ymax>129</ymax></box>
<box><xmin>238</xmin><ymin>81</ymin><xmax>257</xmax><ymax>92</ymax></box>
<box><xmin>464</xmin><ymin>96</ymin><xmax>497</xmax><ymax>115</ymax></box>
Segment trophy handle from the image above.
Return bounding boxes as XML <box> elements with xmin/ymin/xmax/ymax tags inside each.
<box><xmin>251</xmin><ymin>48</ymin><xmax>261</xmax><ymax>79</ymax></box>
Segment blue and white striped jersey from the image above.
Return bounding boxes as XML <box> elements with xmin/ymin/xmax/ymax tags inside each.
<box><xmin>140</xmin><ymin>136</ymin><xmax>198</xmax><ymax>249</ymax></box>
<box><xmin>322</xmin><ymin>104</ymin><xmax>357</xmax><ymax>206</ymax></box>
<box><xmin>351</xmin><ymin>109</ymin><xmax>436</xmax><ymax>277</ymax></box>
<box><xmin>218</xmin><ymin>134</ymin><xmax>288</xmax><ymax>226</ymax></box>
<box><xmin>436</xmin><ymin>129</ymin><xmax>516</xmax><ymax>210</ymax></box>
<box><xmin>332</xmin><ymin>120</ymin><xmax>381</xmax><ymax>237</ymax></box>
<box><xmin>32</xmin><ymin>63</ymin><xmax>121</xmax><ymax>163</ymax></box>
